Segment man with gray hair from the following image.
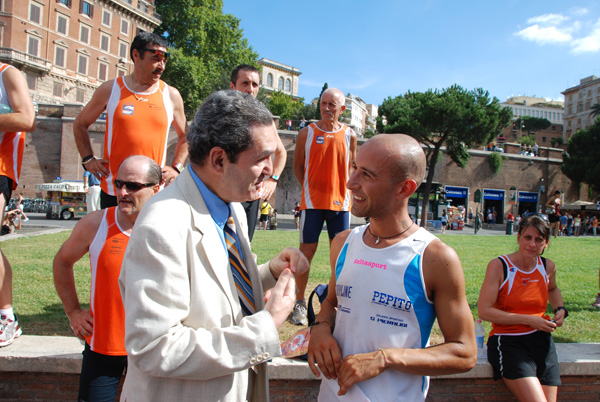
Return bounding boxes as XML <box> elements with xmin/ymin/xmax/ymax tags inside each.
<box><xmin>119</xmin><ymin>90</ymin><xmax>309</xmax><ymax>401</ymax></box>
<box><xmin>53</xmin><ymin>155</ymin><xmax>161</xmax><ymax>402</ymax></box>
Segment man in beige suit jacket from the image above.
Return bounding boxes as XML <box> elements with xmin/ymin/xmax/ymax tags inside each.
<box><xmin>119</xmin><ymin>90</ymin><xmax>309</xmax><ymax>401</ymax></box>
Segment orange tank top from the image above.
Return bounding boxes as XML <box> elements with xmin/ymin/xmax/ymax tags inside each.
<box><xmin>0</xmin><ymin>63</ymin><xmax>25</xmax><ymax>188</ymax></box>
<box><xmin>102</xmin><ymin>77</ymin><xmax>173</xmax><ymax>195</ymax></box>
<box><xmin>490</xmin><ymin>255</ymin><xmax>549</xmax><ymax>336</ymax></box>
<box><xmin>86</xmin><ymin>207</ymin><xmax>129</xmax><ymax>355</ymax></box>
<box><xmin>300</xmin><ymin>123</ymin><xmax>353</xmax><ymax>211</ymax></box>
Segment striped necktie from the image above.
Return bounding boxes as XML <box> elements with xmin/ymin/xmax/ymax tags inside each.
<box><xmin>224</xmin><ymin>215</ymin><xmax>256</xmax><ymax>316</ymax></box>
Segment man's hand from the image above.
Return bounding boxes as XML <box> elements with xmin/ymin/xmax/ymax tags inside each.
<box><xmin>85</xmin><ymin>158</ymin><xmax>109</xmax><ymax>180</ymax></box>
<box><xmin>66</xmin><ymin>308</ymin><xmax>93</xmax><ymax>340</ymax></box>
<box><xmin>161</xmin><ymin>166</ymin><xmax>180</xmax><ymax>186</ymax></box>
<box><xmin>261</xmin><ymin>179</ymin><xmax>277</xmax><ymax>201</ymax></box>
<box><xmin>268</xmin><ymin>247</ymin><xmax>309</xmax><ymax>278</ymax></box>
<box><xmin>84</xmin><ymin>187</ymin><xmax>90</xmax><ymax>194</ymax></box>
<box><xmin>336</xmin><ymin>350</ymin><xmax>387</xmax><ymax>396</ymax></box>
<box><xmin>264</xmin><ymin>269</ymin><xmax>296</xmax><ymax>328</ymax></box>
<box><xmin>307</xmin><ymin>323</ymin><xmax>343</xmax><ymax>380</ymax></box>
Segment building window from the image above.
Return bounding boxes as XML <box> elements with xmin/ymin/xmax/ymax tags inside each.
<box><xmin>80</xmin><ymin>25</ymin><xmax>90</xmax><ymax>44</ymax></box>
<box><xmin>76</xmin><ymin>88</ymin><xmax>85</xmax><ymax>103</ymax></box>
<box><xmin>120</xmin><ymin>19</ymin><xmax>129</xmax><ymax>35</ymax></box>
<box><xmin>542</xmin><ymin>136</ymin><xmax>546</xmax><ymax>143</ymax></box>
<box><xmin>53</xmin><ymin>81</ymin><xmax>63</xmax><ymax>97</ymax></box>
<box><xmin>285</xmin><ymin>78</ymin><xmax>291</xmax><ymax>92</ymax></box>
<box><xmin>266</xmin><ymin>73</ymin><xmax>273</xmax><ymax>87</ymax></box>
<box><xmin>278</xmin><ymin>77</ymin><xmax>284</xmax><ymax>90</ymax></box>
<box><xmin>58</xmin><ymin>0</ymin><xmax>72</xmax><ymax>7</ymax></box>
<box><xmin>26</xmin><ymin>74</ymin><xmax>36</xmax><ymax>90</ymax></box>
<box><xmin>27</xmin><ymin>36</ymin><xmax>39</xmax><ymax>57</ymax></box>
<box><xmin>552</xmin><ymin>125</ymin><xmax>556</xmax><ymax>131</ymax></box>
<box><xmin>78</xmin><ymin>54</ymin><xmax>88</xmax><ymax>75</ymax></box>
<box><xmin>54</xmin><ymin>47</ymin><xmax>66</xmax><ymax>68</ymax></box>
<box><xmin>80</xmin><ymin>1</ymin><xmax>93</xmax><ymax>18</ymax></box>
<box><xmin>119</xmin><ymin>42</ymin><xmax>128</xmax><ymax>59</ymax></box>
<box><xmin>56</xmin><ymin>15</ymin><xmax>68</xmax><ymax>35</ymax></box>
<box><xmin>102</xmin><ymin>10</ymin><xmax>111</xmax><ymax>27</ymax></box>
<box><xmin>29</xmin><ymin>2</ymin><xmax>42</xmax><ymax>24</ymax></box>
<box><xmin>100</xmin><ymin>34</ymin><xmax>110</xmax><ymax>52</ymax></box>
<box><xmin>98</xmin><ymin>62</ymin><xmax>108</xmax><ymax>81</ymax></box>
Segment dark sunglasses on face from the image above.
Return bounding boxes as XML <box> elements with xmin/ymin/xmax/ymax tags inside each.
<box><xmin>114</xmin><ymin>180</ymin><xmax>157</xmax><ymax>192</ymax></box>
<box><xmin>142</xmin><ymin>48</ymin><xmax>170</xmax><ymax>61</ymax></box>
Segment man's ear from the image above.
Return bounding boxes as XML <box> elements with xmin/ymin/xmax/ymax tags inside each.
<box><xmin>396</xmin><ymin>178</ymin><xmax>418</xmax><ymax>200</ymax></box>
<box><xmin>209</xmin><ymin>147</ymin><xmax>226</xmax><ymax>174</ymax></box>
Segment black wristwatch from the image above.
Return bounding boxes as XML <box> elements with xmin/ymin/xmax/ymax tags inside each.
<box><xmin>554</xmin><ymin>306</ymin><xmax>568</xmax><ymax>318</ymax></box>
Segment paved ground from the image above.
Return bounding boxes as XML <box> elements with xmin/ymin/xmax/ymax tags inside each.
<box><xmin>0</xmin><ymin>212</ymin><xmax>519</xmax><ymax>240</ymax></box>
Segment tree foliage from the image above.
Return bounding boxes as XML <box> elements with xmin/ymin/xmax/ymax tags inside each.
<box><xmin>155</xmin><ymin>0</ymin><xmax>258</xmax><ymax>116</ymax></box>
<box><xmin>591</xmin><ymin>103</ymin><xmax>600</xmax><ymax>119</ymax></box>
<box><xmin>314</xmin><ymin>83</ymin><xmax>328</xmax><ymax>120</ymax></box>
<box><xmin>562</xmin><ymin>122</ymin><xmax>600</xmax><ymax>191</ymax></box>
<box><xmin>378</xmin><ymin>85</ymin><xmax>512</xmax><ymax>226</ymax></box>
<box><xmin>265</xmin><ymin>91</ymin><xmax>306</xmax><ymax>123</ymax></box>
<box><xmin>514</xmin><ymin>116</ymin><xmax>551</xmax><ymax>138</ymax></box>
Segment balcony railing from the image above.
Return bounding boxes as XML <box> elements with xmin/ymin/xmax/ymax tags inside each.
<box><xmin>0</xmin><ymin>48</ymin><xmax>51</xmax><ymax>73</ymax></box>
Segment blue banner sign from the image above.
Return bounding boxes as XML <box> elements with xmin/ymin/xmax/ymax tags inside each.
<box><xmin>445</xmin><ymin>186</ymin><xmax>468</xmax><ymax>198</ymax></box>
<box><xmin>483</xmin><ymin>189</ymin><xmax>505</xmax><ymax>200</ymax></box>
<box><xmin>518</xmin><ymin>192</ymin><xmax>538</xmax><ymax>203</ymax></box>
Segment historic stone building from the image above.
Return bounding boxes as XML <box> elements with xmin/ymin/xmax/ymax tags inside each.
<box><xmin>562</xmin><ymin>75</ymin><xmax>600</xmax><ymax>140</ymax></box>
<box><xmin>257</xmin><ymin>57</ymin><xmax>300</xmax><ymax>98</ymax></box>
<box><xmin>0</xmin><ymin>0</ymin><xmax>160</xmax><ymax>105</ymax></box>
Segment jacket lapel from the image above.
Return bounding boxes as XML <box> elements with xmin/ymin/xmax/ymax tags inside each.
<box><xmin>176</xmin><ymin>169</ymin><xmax>242</xmax><ymax>322</ymax></box>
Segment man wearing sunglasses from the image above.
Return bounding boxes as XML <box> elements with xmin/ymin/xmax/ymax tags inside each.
<box><xmin>53</xmin><ymin>155</ymin><xmax>160</xmax><ymax>402</ymax></box>
<box><xmin>74</xmin><ymin>32</ymin><xmax>188</xmax><ymax>209</ymax></box>
<box><xmin>119</xmin><ymin>90</ymin><xmax>309</xmax><ymax>401</ymax></box>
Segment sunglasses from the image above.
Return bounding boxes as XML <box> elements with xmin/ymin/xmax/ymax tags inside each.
<box><xmin>114</xmin><ymin>180</ymin><xmax>157</xmax><ymax>192</ymax></box>
<box><xmin>521</xmin><ymin>212</ymin><xmax>550</xmax><ymax>223</ymax></box>
<box><xmin>142</xmin><ymin>48</ymin><xmax>170</xmax><ymax>61</ymax></box>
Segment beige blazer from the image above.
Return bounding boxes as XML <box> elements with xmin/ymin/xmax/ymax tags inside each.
<box><xmin>119</xmin><ymin>168</ymin><xmax>280</xmax><ymax>402</ymax></box>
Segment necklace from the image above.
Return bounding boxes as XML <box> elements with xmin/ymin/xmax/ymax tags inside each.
<box><xmin>132</xmin><ymin>92</ymin><xmax>149</xmax><ymax>102</ymax></box>
<box><xmin>367</xmin><ymin>222</ymin><xmax>414</xmax><ymax>244</ymax></box>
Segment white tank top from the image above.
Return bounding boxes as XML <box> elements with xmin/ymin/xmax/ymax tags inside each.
<box><xmin>319</xmin><ymin>225</ymin><xmax>438</xmax><ymax>402</ymax></box>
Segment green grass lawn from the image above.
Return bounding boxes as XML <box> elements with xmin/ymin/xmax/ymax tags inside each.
<box><xmin>4</xmin><ymin>230</ymin><xmax>599</xmax><ymax>344</ymax></box>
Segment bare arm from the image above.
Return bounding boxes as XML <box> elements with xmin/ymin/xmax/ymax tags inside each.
<box><xmin>348</xmin><ymin>129</ymin><xmax>357</xmax><ymax>172</ymax></box>
<box><xmin>546</xmin><ymin>259</ymin><xmax>566</xmax><ymax>326</ymax></box>
<box><xmin>293</xmin><ymin>127</ymin><xmax>308</xmax><ymax>186</ymax></box>
<box><xmin>261</xmin><ymin>122</ymin><xmax>286</xmax><ymax>200</ymax></box>
<box><xmin>307</xmin><ymin>230</ymin><xmax>350</xmax><ymax>379</ymax></box>
<box><xmin>478</xmin><ymin>258</ymin><xmax>557</xmax><ymax>332</ymax></box>
<box><xmin>336</xmin><ymin>240</ymin><xmax>477</xmax><ymax>396</ymax></box>
<box><xmin>73</xmin><ymin>80</ymin><xmax>113</xmax><ymax>178</ymax></box>
<box><xmin>162</xmin><ymin>85</ymin><xmax>188</xmax><ymax>186</ymax></box>
<box><xmin>52</xmin><ymin>211</ymin><xmax>103</xmax><ymax>339</ymax></box>
<box><xmin>0</xmin><ymin>67</ymin><xmax>36</xmax><ymax>132</ymax></box>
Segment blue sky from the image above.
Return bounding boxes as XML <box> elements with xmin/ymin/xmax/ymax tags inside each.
<box><xmin>222</xmin><ymin>0</ymin><xmax>600</xmax><ymax>106</ymax></box>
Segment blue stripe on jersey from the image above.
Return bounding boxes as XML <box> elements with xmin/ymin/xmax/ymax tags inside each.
<box><xmin>335</xmin><ymin>243</ymin><xmax>349</xmax><ymax>281</ymax></box>
<box><xmin>404</xmin><ymin>254</ymin><xmax>436</xmax><ymax>349</ymax></box>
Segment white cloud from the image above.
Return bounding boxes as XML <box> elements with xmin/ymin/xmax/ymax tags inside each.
<box><xmin>571</xmin><ymin>26</ymin><xmax>600</xmax><ymax>54</ymax></box>
<box><xmin>569</xmin><ymin>7</ymin><xmax>589</xmax><ymax>17</ymax></box>
<box><xmin>516</xmin><ymin>25</ymin><xmax>572</xmax><ymax>44</ymax></box>
<box><xmin>527</xmin><ymin>13</ymin><xmax>568</xmax><ymax>26</ymax></box>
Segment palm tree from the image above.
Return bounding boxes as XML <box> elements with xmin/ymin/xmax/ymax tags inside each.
<box><xmin>591</xmin><ymin>103</ymin><xmax>600</xmax><ymax>119</ymax></box>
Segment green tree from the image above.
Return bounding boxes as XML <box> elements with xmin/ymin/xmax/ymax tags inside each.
<box><xmin>265</xmin><ymin>91</ymin><xmax>305</xmax><ymax>125</ymax></box>
<box><xmin>155</xmin><ymin>0</ymin><xmax>258</xmax><ymax>116</ymax></box>
<box><xmin>514</xmin><ymin>116</ymin><xmax>551</xmax><ymax>144</ymax></box>
<box><xmin>378</xmin><ymin>85</ymin><xmax>512</xmax><ymax>227</ymax></box>
<box><xmin>314</xmin><ymin>83</ymin><xmax>328</xmax><ymax>120</ymax></box>
<box><xmin>562</xmin><ymin>122</ymin><xmax>600</xmax><ymax>191</ymax></box>
<box><xmin>591</xmin><ymin>103</ymin><xmax>600</xmax><ymax>119</ymax></box>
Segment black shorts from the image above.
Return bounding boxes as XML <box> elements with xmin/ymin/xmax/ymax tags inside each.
<box><xmin>0</xmin><ymin>175</ymin><xmax>14</xmax><ymax>205</ymax></box>
<box><xmin>487</xmin><ymin>331</ymin><xmax>561</xmax><ymax>385</ymax></box>
<box><xmin>549</xmin><ymin>214</ymin><xmax>559</xmax><ymax>223</ymax></box>
<box><xmin>259</xmin><ymin>214</ymin><xmax>269</xmax><ymax>222</ymax></box>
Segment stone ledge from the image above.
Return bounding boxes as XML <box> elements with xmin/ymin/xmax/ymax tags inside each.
<box><xmin>2</xmin><ymin>336</ymin><xmax>599</xmax><ymax>379</ymax></box>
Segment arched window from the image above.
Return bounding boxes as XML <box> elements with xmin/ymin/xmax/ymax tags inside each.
<box><xmin>285</xmin><ymin>78</ymin><xmax>291</xmax><ymax>92</ymax></box>
<box><xmin>267</xmin><ymin>73</ymin><xmax>273</xmax><ymax>87</ymax></box>
<box><xmin>278</xmin><ymin>76</ymin><xmax>284</xmax><ymax>90</ymax></box>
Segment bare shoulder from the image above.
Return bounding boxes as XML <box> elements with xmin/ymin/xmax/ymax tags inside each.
<box><xmin>73</xmin><ymin>209</ymin><xmax>104</xmax><ymax>234</ymax></box>
<box><xmin>422</xmin><ymin>239</ymin><xmax>464</xmax><ymax>297</ymax></box>
<box><xmin>168</xmin><ymin>84</ymin><xmax>183</xmax><ymax>100</ymax></box>
<box><xmin>332</xmin><ymin>228</ymin><xmax>352</xmax><ymax>252</ymax></box>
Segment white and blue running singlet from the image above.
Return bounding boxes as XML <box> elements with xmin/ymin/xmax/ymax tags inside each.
<box><xmin>318</xmin><ymin>225</ymin><xmax>438</xmax><ymax>402</ymax></box>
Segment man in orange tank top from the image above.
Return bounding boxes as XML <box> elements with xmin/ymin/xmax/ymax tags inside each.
<box><xmin>53</xmin><ymin>155</ymin><xmax>160</xmax><ymax>401</ymax></box>
<box><xmin>0</xmin><ymin>63</ymin><xmax>36</xmax><ymax>347</ymax></box>
<box><xmin>292</xmin><ymin>88</ymin><xmax>357</xmax><ymax>325</ymax></box>
<box><xmin>74</xmin><ymin>32</ymin><xmax>188</xmax><ymax>209</ymax></box>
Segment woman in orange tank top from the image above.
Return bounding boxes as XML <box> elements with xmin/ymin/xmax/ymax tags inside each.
<box><xmin>478</xmin><ymin>214</ymin><xmax>567</xmax><ymax>402</ymax></box>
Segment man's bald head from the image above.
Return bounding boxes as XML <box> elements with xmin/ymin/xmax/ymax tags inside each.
<box><xmin>364</xmin><ymin>134</ymin><xmax>426</xmax><ymax>187</ymax></box>
<box><xmin>322</xmin><ymin>88</ymin><xmax>345</xmax><ymax>104</ymax></box>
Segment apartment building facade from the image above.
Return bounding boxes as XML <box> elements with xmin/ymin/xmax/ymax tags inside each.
<box><xmin>500</xmin><ymin>96</ymin><xmax>564</xmax><ymax>147</ymax></box>
<box><xmin>0</xmin><ymin>0</ymin><xmax>160</xmax><ymax>105</ymax></box>
<box><xmin>562</xmin><ymin>75</ymin><xmax>600</xmax><ymax>140</ymax></box>
<box><xmin>257</xmin><ymin>57</ymin><xmax>300</xmax><ymax>98</ymax></box>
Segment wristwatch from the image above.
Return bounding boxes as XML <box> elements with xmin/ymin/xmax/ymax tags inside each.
<box><xmin>172</xmin><ymin>163</ymin><xmax>184</xmax><ymax>174</ymax></box>
<box><xmin>554</xmin><ymin>306</ymin><xmax>568</xmax><ymax>318</ymax></box>
<box><xmin>270</xmin><ymin>174</ymin><xmax>279</xmax><ymax>182</ymax></box>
